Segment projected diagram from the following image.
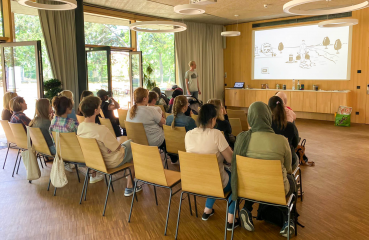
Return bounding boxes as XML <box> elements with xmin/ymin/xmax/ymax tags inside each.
<box><xmin>253</xmin><ymin>25</ymin><xmax>351</xmax><ymax>80</ymax></box>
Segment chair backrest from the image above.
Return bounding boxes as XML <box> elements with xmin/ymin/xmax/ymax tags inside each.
<box><xmin>131</xmin><ymin>142</ymin><xmax>168</xmax><ymax>186</ymax></box>
<box><xmin>156</xmin><ymin>105</ymin><xmax>165</xmax><ymax>114</ymax></box>
<box><xmin>28</xmin><ymin>127</ymin><xmax>51</xmax><ymax>156</ymax></box>
<box><xmin>228</xmin><ymin>118</ymin><xmax>243</xmax><ymax>136</ymax></box>
<box><xmin>117</xmin><ymin>109</ymin><xmax>128</xmax><ymax>128</ymax></box>
<box><xmin>165</xmin><ymin>113</ymin><xmax>172</xmax><ymax>119</ymax></box>
<box><xmin>236</xmin><ymin>156</ymin><xmax>287</xmax><ymax>205</ymax></box>
<box><xmin>191</xmin><ymin>114</ymin><xmax>198</xmax><ymax>125</ymax></box>
<box><xmin>77</xmin><ymin>136</ymin><xmax>108</xmax><ymax>173</ymax></box>
<box><xmin>0</xmin><ymin>120</ymin><xmax>16</xmax><ymax>144</ymax></box>
<box><xmin>227</xmin><ymin>109</ymin><xmax>248</xmax><ymax>131</ymax></box>
<box><xmin>124</xmin><ymin>121</ymin><xmax>149</xmax><ymax>145</ymax></box>
<box><xmin>99</xmin><ymin>117</ymin><xmax>115</xmax><ymax>136</ymax></box>
<box><xmin>76</xmin><ymin>115</ymin><xmax>85</xmax><ymax>124</ymax></box>
<box><xmin>9</xmin><ymin>123</ymin><xmax>28</xmax><ymax>149</ymax></box>
<box><xmin>163</xmin><ymin>125</ymin><xmax>186</xmax><ymax>154</ymax></box>
<box><xmin>178</xmin><ymin>151</ymin><xmax>225</xmax><ymax>198</ymax></box>
<box><xmin>52</xmin><ymin>132</ymin><xmax>85</xmax><ymax>163</ymax></box>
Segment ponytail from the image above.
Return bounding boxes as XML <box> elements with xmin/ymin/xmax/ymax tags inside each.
<box><xmin>130</xmin><ymin>87</ymin><xmax>148</xmax><ymax>119</ymax></box>
<box><xmin>268</xmin><ymin>96</ymin><xmax>287</xmax><ymax>129</ymax></box>
<box><xmin>171</xmin><ymin>95</ymin><xmax>187</xmax><ymax>129</ymax></box>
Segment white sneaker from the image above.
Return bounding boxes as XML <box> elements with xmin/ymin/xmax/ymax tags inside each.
<box><xmin>64</xmin><ymin>164</ymin><xmax>73</xmax><ymax>173</ymax></box>
<box><xmin>90</xmin><ymin>175</ymin><xmax>104</xmax><ymax>184</ymax></box>
<box><xmin>69</xmin><ymin>164</ymin><xmax>75</xmax><ymax>169</ymax></box>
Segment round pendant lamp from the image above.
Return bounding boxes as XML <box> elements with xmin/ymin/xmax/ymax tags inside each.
<box><xmin>318</xmin><ymin>18</ymin><xmax>359</xmax><ymax>28</ymax></box>
<box><xmin>221</xmin><ymin>15</ymin><xmax>241</xmax><ymax>37</ymax></box>
<box><xmin>283</xmin><ymin>0</ymin><xmax>369</xmax><ymax>15</ymax></box>
<box><xmin>174</xmin><ymin>4</ymin><xmax>206</xmax><ymax>15</ymax></box>
<box><xmin>130</xmin><ymin>21</ymin><xmax>187</xmax><ymax>33</ymax></box>
<box><xmin>17</xmin><ymin>0</ymin><xmax>77</xmax><ymax>10</ymax></box>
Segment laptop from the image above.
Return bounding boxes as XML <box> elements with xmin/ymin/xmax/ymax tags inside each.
<box><xmin>233</xmin><ymin>82</ymin><xmax>245</xmax><ymax>88</ymax></box>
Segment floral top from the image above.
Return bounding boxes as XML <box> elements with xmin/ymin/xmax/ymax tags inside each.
<box><xmin>10</xmin><ymin>112</ymin><xmax>31</xmax><ymax>130</ymax></box>
<box><xmin>49</xmin><ymin>116</ymin><xmax>78</xmax><ymax>134</ymax></box>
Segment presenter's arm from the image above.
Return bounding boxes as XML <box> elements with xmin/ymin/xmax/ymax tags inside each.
<box><xmin>185</xmin><ymin>79</ymin><xmax>191</xmax><ymax>95</ymax></box>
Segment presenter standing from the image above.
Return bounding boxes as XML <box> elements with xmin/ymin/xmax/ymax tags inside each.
<box><xmin>185</xmin><ymin>61</ymin><xmax>201</xmax><ymax>99</ymax></box>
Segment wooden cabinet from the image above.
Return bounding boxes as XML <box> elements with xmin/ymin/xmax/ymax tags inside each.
<box><xmin>331</xmin><ymin>92</ymin><xmax>350</xmax><ymax>114</ymax></box>
<box><xmin>245</xmin><ymin>90</ymin><xmax>256</xmax><ymax>107</ymax></box>
<box><xmin>290</xmin><ymin>92</ymin><xmax>304</xmax><ymax>111</ymax></box>
<box><xmin>303</xmin><ymin>92</ymin><xmax>317</xmax><ymax>112</ymax></box>
<box><xmin>316</xmin><ymin>92</ymin><xmax>331</xmax><ymax>113</ymax></box>
<box><xmin>225</xmin><ymin>89</ymin><xmax>245</xmax><ymax>107</ymax></box>
<box><xmin>255</xmin><ymin>90</ymin><xmax>267</xmax><ymax>104</ymax></box>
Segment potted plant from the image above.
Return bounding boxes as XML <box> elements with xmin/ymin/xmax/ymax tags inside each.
<box><xmin>44</xmin><ymin>79</ymin><xmax>62</xmax><ymax>100</ymax></box>
<box><xmin>144</xmin><ymin>64</ymin><xmax>157</xmax><ymax>90</ymax></box>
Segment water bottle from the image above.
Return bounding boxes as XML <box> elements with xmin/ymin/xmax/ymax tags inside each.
<box><xmin>292</xmin><ymin>79</ymin><xmax>295</xmax><ymax>90</ymax></box>
<box><xmin>297</xmin><ymin>80</ymin><xmax>300</xmax><ymax>90</ymax></box>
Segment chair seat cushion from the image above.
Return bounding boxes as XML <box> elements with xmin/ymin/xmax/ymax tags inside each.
<box><xmin>164</xmin><ymin>169</ymin><xmax>181</xmax><ymax>187</ymax></box>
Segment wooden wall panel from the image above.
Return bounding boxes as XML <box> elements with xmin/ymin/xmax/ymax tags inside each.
<box><xmin>316</xmin><ymin>92</ymin><xmax>331</xmax><ymax>113</ymax></box>
<box><xmin>303</xmin><ymin>92</ymin><xmax>317</xmax><ymax>112</ymax></box>
<box><xmin>255</xmin><ymin>90</ymin><xmax>267</xmax><ymax>103</ymax></box>
<box><xmin>224</xmin><ymin>8</ymin><xmax>369</xmax><ymax>124</ymax></box>
<box><xmin>290</xmin><ymin>92</ymin><xmax>303</xmax><ymax>111</ymax></box>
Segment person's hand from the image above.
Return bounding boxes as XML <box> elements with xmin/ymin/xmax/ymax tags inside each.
<box><xmin>198</xmin><ymin>90</ymin><xmax>201</xmax><ymax>94</ymax></box>
<box><xmin>187</xmin><ymin>91</ymin><xmax>191</xmax><ymax>95</ymax></box>
<box><xmin>222</xmin><ymin>107</ymin><xmax>227</xmax><ymax>115</ymax></box>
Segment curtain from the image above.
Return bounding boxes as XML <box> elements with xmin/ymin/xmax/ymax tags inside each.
<box><xmin>38</xmin><ymin>2</ymin><xmax>79</xmax><ymax>104</ymax></box>
<box><xmin>175</xmin><ymin>22</ymin><xmax>224</xmax><ymax>102</ymax></box>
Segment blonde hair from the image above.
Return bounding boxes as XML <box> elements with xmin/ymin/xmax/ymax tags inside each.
<box><xmin>59</xmin><ymin>90</ymin><xmax>74</xmax><ymax>105</ymax></box>
<box><xmin>9</xmin><ymin>98</ymin><xmax>16</xmax><ymax>111</ymax></box>
<box><xmin>29</xmin><ymin>99</ymin><xmax>50</xmax><ymax>127</ymax></box>
<box><xmin>207</xmin><ymin>99</ymin><xmax>225</xmax><ymax>121</ymax></box>
<box><xmin>171</xmin><ymin>96</ymin><xmax>188</xmax><ymax>129</ymax></box>
<box><xmin>3</xmin><ymin>92</ymin><xmax>18</xmax><ymax>110</ymax></box>
<box><xmin>12</xmin><ymin>96</ymin><xmax>25</xmax><ymax>112</ymax></box>
<box><xmin>189</xmin><ymin>61</ymin><xmax>195</xmax><ymax>67</ymax></box>
<box><xmin>130</xmin><ymin>87</ymin><xmax>148</xmax><ymax>119</ymax></box>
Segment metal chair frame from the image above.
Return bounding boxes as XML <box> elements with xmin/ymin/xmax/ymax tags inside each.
<box><xmin>2</xmin><ymin>142</ymin><xmax>19</xmax><ymax>169</ymax></box>
<box><xmin>293</xmin><ymin>166</ymin><xmax>303</xmax><ymax>201</ymax></box>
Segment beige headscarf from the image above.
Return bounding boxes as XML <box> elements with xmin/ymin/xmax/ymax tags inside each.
<box><xmin>276</xmin><ymin>91</ymin><xmax>296</xmax><ymax>122</ymax></box>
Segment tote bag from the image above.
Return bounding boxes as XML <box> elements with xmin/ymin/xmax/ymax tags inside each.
<box><xmin>21</xmin><ymin>127</ymin><xmax>41</xmax><ymax>180</ymax></box>
<box><xmin>50</xmin><ymin>132</ymin><xmax>68</xmax><ymax>187</ymax></box>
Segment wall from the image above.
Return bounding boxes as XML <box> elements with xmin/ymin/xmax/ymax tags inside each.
<box><xmin>224</xmin><ymin>8</ymin><xmax>369</xmax><ymax>124</ymax></box>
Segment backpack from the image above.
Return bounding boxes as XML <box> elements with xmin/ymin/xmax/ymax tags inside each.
<box><xmin>295</xmin><ymin>139</ymin><xmax>315</xmax><ymax>166</ymax></box>
<box><xmin>160</xmin><ymin>93</ymin><xmax>170</xmax><ymax>105</ymax></box>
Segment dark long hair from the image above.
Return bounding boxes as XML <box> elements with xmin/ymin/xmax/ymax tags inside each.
<box><xmin>197</xmin><ymin>104</ymin><xmax>217</xmax><ymax>130</ymax></box>
<box><xmin>268</xmin><ymin>96</ymin><xmax>287</xmax><ymax>129</ymax></box>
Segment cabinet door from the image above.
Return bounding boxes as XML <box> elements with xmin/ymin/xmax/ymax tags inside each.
<box><xmin>225</xmin><ymin>89</ymin><xmax>233</xmax><ymax>106</ymax></box>
<box><xmin>331</xmin><ymin>92</ymin><xmax>349</xmax><ymax>113</ymax></box>
<box><xmin>255</xmin><ymin>90</ymin><xmax>267</xmax><ymax>104</ymax></box>
<box><xmin>245</xmin><ymin>90</ymin><xmax>256</xmax><ymax>107</ymax></box>
<box><xmin>316</xmin><ymin>92</ymin><xmax>331</xmax><ymax>113</ymax></box>
<box><xmin>302</xmin><ymin>92</ymin><xmax>317</xmax><ymax>112</ymax></box>
<box><xmin>290</xmin><ymin>92</ymin><xmax>304</xmax><ymax>111</ymax></box>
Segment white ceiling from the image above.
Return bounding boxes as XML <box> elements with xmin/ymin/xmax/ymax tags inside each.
<box><xmin>84</xmin><ymin>0</ymin><xmax>365</xmax><ymax>25</ymax></box>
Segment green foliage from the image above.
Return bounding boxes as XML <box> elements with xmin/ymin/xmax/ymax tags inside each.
<box><xmin>144</xmin><ymin>64</ymin><xmax>156</xmax><ymax>90</ymax></box>
<box><xmin>44</xmin><ymin>79</ymin><xmax>62</xmax><ymax>100</ymax></box>
<box><xmin>84</xmin><ymin>22</ymin><xmax>130</xmax><ymax>47</ymax></box>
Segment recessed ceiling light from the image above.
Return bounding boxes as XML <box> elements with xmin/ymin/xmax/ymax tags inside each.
<box><xmin>174</xmin><ymin>4</ymin><xmax>206</xmax><ymax>15</ymax></box>
<box><xmin>130</xmin><ymin>21</ymin><xmax>187</xmax><ymax>33</ymax></box>
<box><xmin>17</xmin><ymin>0</ymin><xmax>77</xmax><ymax>10</ymax></box>
<box><xmin>318</xmin><ymin>18</ymin><xmax>359</xmax><ymax>28</ymax></box>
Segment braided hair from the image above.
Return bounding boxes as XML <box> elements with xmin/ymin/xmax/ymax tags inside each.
<box><xmin>171</xmin><ymin>95</ymin><xmax>188</xmax><ymax>129</ymax></box>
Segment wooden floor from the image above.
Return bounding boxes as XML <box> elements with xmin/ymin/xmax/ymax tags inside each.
<box><xmin>0</xmin><ymin>119</ymin><xmax>369</xmax><ymax>240</ymax></box>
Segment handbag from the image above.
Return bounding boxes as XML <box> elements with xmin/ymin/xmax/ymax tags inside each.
<box><xmin>50</xmin><ymin>132</ymin><xmax>68</xmax><ymax>187</ymax></box>
<box><xmin>295</xmin><ymin>139</ymin><xmax>315</xmax><ymax>166</ymax></box>
<box><xmin>21</xmin><ymin>127</ymin><xmax>41</xmax><ymax>181</ymax></box>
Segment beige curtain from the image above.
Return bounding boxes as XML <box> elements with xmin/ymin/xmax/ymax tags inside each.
<box><xmin>38</xmin><ymin>2</ymin><xmax>79</xmax><ymax>104</ymax></box>
<box><xmin>175</xmin><ymin>22</ymin><xmax>224</xmax><ymax>102</ymax></box>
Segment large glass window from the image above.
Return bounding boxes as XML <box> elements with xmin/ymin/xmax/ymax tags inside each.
<box><xmin>0</xmin><ymin>0</ymin><xmax>3</xmax><ymax>37</ymax></box>
<box><xmin>137</xmin><ymin>32</ymin><xmax>175</xmax><ymax>89</ymax></box>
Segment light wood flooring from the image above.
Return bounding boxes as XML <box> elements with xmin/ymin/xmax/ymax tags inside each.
<box><xmin>0</xmin><ymin>119</ymin><xmax>369</xmax><ymax>240</ymax></box>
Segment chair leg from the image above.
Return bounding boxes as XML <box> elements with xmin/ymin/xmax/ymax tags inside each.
<box><xmin>128</xmin><ymin>179</ymin><xmax>138</xmax><ymax>223</ymax></box>
<box><xmin>75</xmin><ymin>164</ymin><xmax>80</xmax><ymax>183</ymax></box>
<box><xmin>2</xmin><ymin>143</ymin><xmax>10</xmax><ymax>169</ymax></box>
<box><xmin>127</xmin><ymin>167</ymin><xmax>138</xmax><ymax>202</ymax></box>
<box><xmin>53</xmin><ymin>186</ymin><xmax>57</xmax><ymax>196</ymax></box>
<box><xmin>194</xmin><ymin>195</ymin><xmax>198</xmax><ymax>218</ymax></box>
<box><xmin>42</xmin><ymin>155</ymin><xmax>47</xmax><ymax>166</ymax></box>
<box><xmin>187</xmin><ymin>193</ymin><xmax>192</xmax><ymax>216</ymax></box>
<box><xmin>104</xmin><ymin>174</ymin><xmax>108</xmax><ymax>186</ymax></box>
<box><xmin>102</xmin><ymin>175</ymin><xmax>112</xmax><ymax>216</ymax></box>
<box><xmin>287</xmin><ymin>206</ymin><xmax>291</xmax><ymax>240</ymax></box>
<box><xmin>231</xmin><ymin>199</ymin><xmax>238</xmax><ymax>240</ymax></box>
<box><xmin>164</xmin><ymin>188</ymin><xmax>173</xmax><ymax>236</ymax></box>
<box><xmin>47</xmin><ymin>178</ymin><xmax>51</xmax><ymax>191</ymax></box>
<box><xmin>224</xmin><ymin>200</ymin><xmax>229</xmax><ymax>240</ymax></box>
<box><xmin>111</xmin><ymin>180</ymin><xmax>115</xmax><ymax>192</ymax></box>
<box><xmin>80</xmin><ymin>171</ymin><xmax>89</xmax><ymax>204</ymax></box>
<box><xmin>299</xmin><ymin>168</ymin><xmax>303</xmax><ymax>202</ymax></box>
<box><xmin>154</xmin><ymin>186</ymin><xmax>158</xmax><ymax>206</ymax></box>
<box><xmin>39</xmin><ymin>155</ymin><xmax>44</xmax><ymax>169</ymax></box>
<box><xmin>175</xmin><ymin>192</ymin><xmax>184</xmax><ymax>240</ymax></box>
<box><xmin>12</xmin><ymin>150</ymin><xmax>20</xmax><ymax>177</ymax></box>
<box><xmin>16</xmin><ymin>155</ymin><xmax>22</xmax><ymax>174</ymax></box>
<box><xmin>84</xmin><ymin>173</ymin><xmax>90</xmax><ymax>201</ymax></box>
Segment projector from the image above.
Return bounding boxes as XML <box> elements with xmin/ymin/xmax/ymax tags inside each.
<box><xmin>190</xmin><ymin>0</ymin><xmax>217</xmax><ymax>5</ymax></box>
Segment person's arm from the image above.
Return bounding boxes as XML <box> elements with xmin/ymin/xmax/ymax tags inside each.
<box><xmin>152</xmin><ymin>108</ymin><xmax>165</xmax><ymax>127</ymax></box>
<box><xmin>283</xmin><ymin>138</ymin><xmax>292</xmax><ymax>174</ymax></box>
<box><xmin>108</xmin><ymin>98</ymin><xmax>120</xmax><ymax>110</ymax></box>
<box><xmin>221</xmin><ymin>146</ymin><xmax>233</xmax><ymax>163</ymax></box>
<box><xmin>185</xmin><ymin>79</ymin><xmax>190</xmax><ymax>95</ymax></box>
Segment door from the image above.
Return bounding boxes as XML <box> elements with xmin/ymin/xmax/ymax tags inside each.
<box><xmin>0</xmin><ymin>41</ymin><xmax>43</xmax><ymax>118</ymax></box>
<box><xmin>129</xmin><ymin>51</ymin><xmax>143</xmax><ymax>105</ymax></box>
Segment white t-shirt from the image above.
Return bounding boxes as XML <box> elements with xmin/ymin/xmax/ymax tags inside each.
<box><xmin>126</xmin><ymin>106</ymin><xmax>165</xmax><ymax>147</ymax></box>
<box><xmin>185</xmin><ymin>69</ymin><xmax>198</xmax><ymax>92</ymax></box>
<box><xmin>185</xmin><ymin>128</ymin><xmax>229</xmax><ymax>188</ymax></box>
<box><xmin>149</xmin><ymin>106</ymin><xmax>162</xmax><ymax>115</ymax></box>
<box><xmin>77</xmin><ymin>122</ymin><xmax>124</xmax><ymax>168</ymax></box>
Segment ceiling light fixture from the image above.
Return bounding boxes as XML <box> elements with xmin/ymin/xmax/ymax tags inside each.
<box><xmin>17</xmin><ymin>0</ymin><xmax>77</xmax><ymax>10</ymax></box>
<box><xmin>318</xmin><ymin>18</ymin><xmax>359</xmax><ymax>28</ymax></box>
<box><xmin>221</xmin><ymin>15</ymin><xmax>241</xmax><ymax>37</ymax></box>
<box><xmin>130</xmin><ymin>21</ymin><xmax>187</xmax><ymax>33</ymax></box>
<box><xmin>174</xmin><ymin>4</ymin><xmax>206</xmax><ymax>15</ymax></box>
<box><xmin>283</xmin><ymin>0</ymin><xmax>369</xmax><ymax>15</ymax></box>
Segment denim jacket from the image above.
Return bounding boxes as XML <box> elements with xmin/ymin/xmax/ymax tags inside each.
<box><xmin>165</xmin><ymin>113</ymin><xmax>197</xmax><ymax>132</ymax></box>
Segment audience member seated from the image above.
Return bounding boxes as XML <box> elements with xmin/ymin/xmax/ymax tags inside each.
<box><xmin>167</xmin><ymin>89</ymin><xmax>192</xmax><ymax>116</ymax></box>
<box><xmin>76</xmin><ymin>90</ymin><xmax>101</xmax><ymax>124</ymax></box>
<box><xmin>166</xmin><ymin>96</ymin><xmax>196</xmax><ymax>132</ymax></box>
<box><xmin>269</xmin><ymin>96</ymin><xmax>299</xmax><ymax>169</ymax></box>
<box><xmin>10</xmin><ymin>96</ymin><xmax>31</xmax><ymax>130</ymax></box>
<box><xmin>59</xmin><ymin>90</ymin><xmax>77</xmax><ymax>121</ymax></box>
<box><xmin>231</xmin><ymin>101</ymin><xmax>295</xmax><ymax>237</ymax></box>
<box><xmin>29</xmin><ymin>99</ymin><xmax>55</xmax><ymax>155</ymax></box>
<box><xmin>77</xmin><ymin>96</ymin><xmax>140</xmax><ymax>193</ymax></box>
<box><xmin>2</xmin><ymin>92</ymin><xmax>17</xmax><ymax>121</ymax></box>
<box><xmin>147</xmin><ymin>91</ymin><xmax>164</xmax><ymax>117</ymax></box>
<box><xmin>152</xmin><ymin>87</ymin><xmax>169</xmax><ymax>112</ymax></box>
<box><xmin>185</xmin><ymin>104</ymin><xmax>239</xmax><ymax>230</ymax></box>
<box><xmin>97</xmin><ymin>89</ymin><xmax>122</xmax><ymax>137</ymax></box>
<box><xmin>207</xmin><ymin>99</ymin><xmax>235</xmax><ymax>149</ymax></box>
<box><xmin>126</xmin><ymin>87</ymin><xmax>166</xmax><ymax>149</ymax></box>
<box><xmin>276</xmin><ymin>91</ymin><xmax>296</xmax><ymax>123</ymax></box>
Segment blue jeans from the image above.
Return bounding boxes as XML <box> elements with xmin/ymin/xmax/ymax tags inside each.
<box><xmin>191</xmin><ymin>91</ymin><xmax>199</xmax><ymax>99</ymax></box>
<box><xmin>49</xmin><ymin>145</ymin><xmax>56</xmax><ymax>155</ymax></box>
<box><xmin>205</xmin><ymin>170</ymin><xmax>235</xmax><ymax>215</ymax></box>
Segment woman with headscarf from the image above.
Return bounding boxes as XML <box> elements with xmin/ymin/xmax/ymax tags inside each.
<box><xmin>231</xmin><ymin>102</ymin><xmax>295</xmax><ymax>238</ymax></box>
<box><xmin>276</xmin><ymin>91</ymin><xmax>296</xmax><ymax>123</ymax></box>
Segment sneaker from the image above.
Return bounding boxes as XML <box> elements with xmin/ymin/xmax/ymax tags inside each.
<box><xmin>280</xmin><ymin>220</ymin><xmax>295</xmax><ymax>238</ymax></box>
<box><xmin>124</xmin><ymin>185</ymin><xmax>143</xmax><ymax>197</ymax></box>
<box><xmin>70</xmin><ymin>164</ymin><xmax>75</xmax><ymax>169</ymax></box>
<box><xmin>202</xmin><ymin>209</ymin><xmax>215</xmax><ymax>221</ymax></box>
<box><xmin>240</xmin><ymin>208</ymin><xmax>255</xmax><ymax>232</ymax></box>
<box><xmin>227</xmin><ymin>218</ymin><xmax>240</xmax><ymax>231</ymax></box>
<box><xmin>64</xmin><ymin>164</ymin><xmax>74</xmax><ymax>173</ymax></box>
<box><xmin>89</xmin><ymin>175</ymin><xmax>104</xmax><ymax>184</ymax></box>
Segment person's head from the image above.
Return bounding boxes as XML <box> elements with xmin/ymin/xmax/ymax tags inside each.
<box><xmin>171</xmin><ymin>96</ymin><xmax>188</xmax><ymax>129</ymax></box>
<box><xmin>151</xmin><ymin>87</ymin><xmax>161</xmax><ymax>97</ymax></box>
<box><xmin>12</xmin><ymin>96</ymin><xmax>27</xmax><ymax>112</ymax></box>
<box><xmin>52</xmin><ymin>96</ymin><xmax>73</xmax><ymax>117</ymax></box>
<box><xmin>96</xmin><ymin>89</ymin><xmax>111</xmax><ymax>101</ymax></box>
<box><xmin>189</xmin><ymin>61</ymin><xmax>196</xmax><ymax>70</ymax></box>
<box><xmin>130</xmin><ymin>87</ymin><xmax>149</xmax><ymax>119</ymax></box>
<box><xmin>268</xmin><ymin>96</ymin><xmax>287</xmax><ymax>129</ymax></box>
<box><xmin>79</xmin><ymin>96</ymin><xmax>102</xmax><ymax>118</ymax></box>
<box><xmin>80</xmin><ymin>90</ymin><xmax>93</xmax><ymax>102</ymax></box>
<box><xmin>207</xmin><ymin>99</ymin><xmax>225</xmax><ymax>121</ymax></box>
<box><xmin>247</xmin><ymin>101</ymin><xmax>273</xmax><ymax>130</ymax></box>
<box><xmin>197</xmin><ymin>103</ymin><xmax>217</xmax><ymax>130</ymax></box>
<box><xmin>9</xmin><ymin>97</ymin><xmax>16</xmax><ymax>112</ymax></box>
<box><xmin>275</xmin><ymin>91</ymin><xmax>288</xmax><ymax>105</ymax></box>
<box><xmin>148</xmin><ymin>91</ymin><xmax>158</xmax><ymax>106</ymax></box>
<box><xmin>3</xmin><ymin>92</ymin><xmax>18</xmax><ymax>110</ymax></box>
<box><xmin>29</xmin><ymin>99</ymin><xmax>51</xmax><ymax>127</ymax></box>
<box><xmin>172</xmin><ymin>89</ymin><xmax>183</xmax><ymax>100</ymax></box>
<box><xmin>171</xmin><ymin>85</ymin><xmax>178</xmax><ymax>90</ymax></box>
<box><xmin>59</xmin><ymin>90</ymin><xmax>74</xmax><ymax>106</ymax></box>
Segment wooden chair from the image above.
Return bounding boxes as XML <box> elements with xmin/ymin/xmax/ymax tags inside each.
<box><xmin>128</xmin><ymin>143</ymin><xmax>181</xmax><ymax>235</ymax></box>
<box><xmin>76</xmin><ymin>115</ymin><xmax>85</xmax><ymax>123</ymax></box>
<box><xmin>117</xmin><ymin>109</ymin><xmax>128</xmax><ymax>129</ymax></box>
<box><xmin>175</xmin><ymin>151</ymin><xmax>232</xmax><ymax>240</ymax></box>
<box><xmin>0</xmin><ymin>120</ymin><xmax>19</xmax><ymax>169</ymax></box>
<box><xmin>230</xmin><ymin>156</ymin><xmax>297</xmax><ymax>240</ymax></box>
<box><xmin>77</xmin><ymin>136</ymin><xmax>135</xmax><ymax>216</ymax></box>
<box><xmin>191</xmin><ymin>114</ymin><xmax>198</xmax><ymax>125</ymax></box>
<box><xmin>99</xmin><ymin>109</ymin><xmax>105</xmax><ymax>118</ymax></box>
<box><xmin>28</xmin><ymin>127</ymin><xmax>51</xmax><ymax>169</ymax></box>
<box><xmin>156</xmin><ymin>104</ymin><xmax>165</xmax><ymax>114</ymax></box>
<box><xmin>124</xmin><ymin>121</ymin><xmax>149</xmax><ymax>145</ymax></box>
<box><xmin>99</xmin><ymin>117</ymin><xmax>115</xmax><ymax>136</ymax></box>
<box><xmin>227</xmin><ymin>109</ymin><xmax>248</xmax><ymax>131</ymax></box>
<box><xmin>163</xmin><ymin>125</ymin><xmax>186</xmax><ymax>168</ymax></box>
<box><xmin>9</xmin><ymin>123</ymin><xmax>29</xmax><ymax>177</ymax></box>
<box><xmin>165</xmin><ymin>113</ymin><xmax>172</xmax><ymax>119</ymax></box>
<box><xmin>228</xmin><ymin>118</ymin><xmax>243</xmax><ymax>136</ymax></box>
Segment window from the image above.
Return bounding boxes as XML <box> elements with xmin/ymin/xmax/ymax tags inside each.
<box><xmin>137</xmin><ymin>32</ymin><xmax>175</xmax><ymax>89</ymax></box>
<box><xmin>0</xmin><ymin>0</ymin><xmax>3</xmax><ymax>37</ymax></box>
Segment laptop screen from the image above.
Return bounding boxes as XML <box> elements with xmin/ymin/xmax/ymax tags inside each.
<box><xmin>233</xmin><ymin>82</ymin><xmax>245</xmax><ymax>88</ymax></box>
